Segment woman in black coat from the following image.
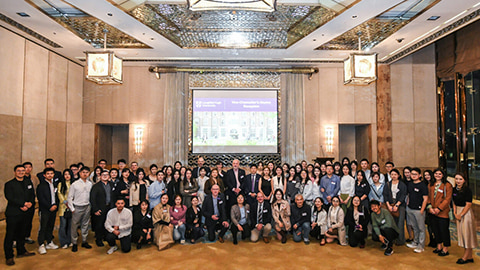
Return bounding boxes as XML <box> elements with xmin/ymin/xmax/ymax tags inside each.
<box><xmin>186</xmin><ymin>196</ymin><xmax>205</xmax><ymax>243</ymax></box>
<box><xmin>345</xmin><ymin>196</ymin><xmax>369</xmax><ymax>248</ymax></box>
<box><xmin>132</xmin><ymin>200</ymin><xmax>153</xmax><ymax>249</ymax></box>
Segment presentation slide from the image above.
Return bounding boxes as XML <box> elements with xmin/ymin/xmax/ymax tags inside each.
<box><xmin>192</xmin><ymin>89</ymin><xmax>278</xmax><ymax>154</ymax></box>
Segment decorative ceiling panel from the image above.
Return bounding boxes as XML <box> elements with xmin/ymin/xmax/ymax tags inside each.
<box><xmin>316</xmin><ymin>0</ymin><xmax>441</xmax><ymax>51</ymax></box>
<box><xmin>27</xmin><ymin>0</ymin><xmax>151</xmax><ymax>49</ymax></box>
<box><xmin>113</xmin><ymin>0</ymin><xmax>359</xmax><ymax>49</ymax></box>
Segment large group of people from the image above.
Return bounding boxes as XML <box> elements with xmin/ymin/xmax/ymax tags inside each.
<box><xmin>3</xmin><ymin>157</ymin><xmax>478</xmax><ymax>266</ymax></box>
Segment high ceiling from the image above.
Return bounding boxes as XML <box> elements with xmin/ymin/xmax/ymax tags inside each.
<box><xmin>1</xmin><ymin>0</ymin><xmax>480</xmax><ymax>67</ymax></box>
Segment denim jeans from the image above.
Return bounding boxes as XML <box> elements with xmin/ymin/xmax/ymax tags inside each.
<box><xmin>59</xmin><ymin>215</ymin><xmax>72</xmax><ymax>246</ymax></box>
<box><xmin>293</xmin><ymin>222</ymin><xmax>311</xmax><ymax>242</ymax></box>
<box><xmin>173</xmin><ymin>224</ymin><xmax>186</xmax><ymax>241</ymax></box>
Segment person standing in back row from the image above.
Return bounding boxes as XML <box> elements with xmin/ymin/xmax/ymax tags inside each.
<box><xmin>406</xmin><ymin>168</ymin><xmax>428</xmax><ymax>253</ymax></box>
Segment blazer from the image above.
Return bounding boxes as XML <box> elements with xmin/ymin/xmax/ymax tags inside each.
<box><xmin>36</xmin><ymin>180</ymin><xmax>59</xmax><ymax>212</ymax></box>
<box><xmin>383</xmin><ymin>180</ymin><xmax>407</xmax><ymax>207</ymax></box>
<box><xmin>345</xmin><ymin>205</ymin><xmax>369</xmax><ymax>236</ymax></box>
<box><xmin>230</xmin><ymin>204</ymin><xmax>251</xmax><ymax>226</ymax></box>
<box><xmin>202</xmin><ymin>193</ymin><xmax>227</xmax><ymax>225</ymax></box>
<box><xmin>242</xmin><ymin>173</ymin><xmax>261</xmax><ymax>205</ymax></box>
<box><xmin>224</xmin><ymin>168</ymin><xmax>246</xmax><ymax>199</ymax></box>
<box><xmin>37</xmin><ymin>170</ymin><xmax>62</xmax><ymax>188</ymax></box>
<box><xmin>250</xmin><ymin>200</ymin><xmax>272</xmax><ymax>226</ymax></box>
<box><xmin>186</xmin><ymin>205</ymin><xmax>203</xmax><ymax>229</ymax></box>
<box><xmin>90</xmin><ymin>181</ymin><xmax>114</xmax><ymax>214</ymax></box>
<box><xmin>427</xmin><ymin>181</ymin><xmax>453</xmax><ymax>219</ymax></box>
<box><xmin>167</xmin><ymin>179</ymin><xmax>181</xmax><ymax>206</ymax></box>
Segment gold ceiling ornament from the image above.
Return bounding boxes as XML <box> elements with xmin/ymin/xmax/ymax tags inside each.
<box><xmin>85</xmin><ymin>29</ymin><xmax>123</xmax><ymax>84</ymax></box>
<box><xmin>187</xmin><ymin>0</ymin><xmax>276</xmax><ymax>12</ymax></box>
<box><xmin>343</xmin><ymin>32</ymin><xmax>377</xmax><ymax>85</ymax></box>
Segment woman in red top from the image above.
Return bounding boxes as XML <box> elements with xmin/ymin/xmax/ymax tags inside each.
<box><xmin>169</xmin><ymin>195</ymin><xmax>187</xmax><ymax>244</ymax></box>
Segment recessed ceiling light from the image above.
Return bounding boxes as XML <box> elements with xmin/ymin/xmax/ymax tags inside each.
<box><xmin>16</xmin><ymin>12</ymin><xmax>30</xmax><ymax>17</ymax></box>
<box><xmin>107</xmin><ymin>13</ymin><xmax>113</xmax><ymax>16</ymax></box>
<box><xmin>427</xmin><ymin>16</ymin><xmax>440</xmax><ymax>21</ymax></box>
<box><xmin>352</xmin><ymin>15</ymin><xmax>357</xmax><ymax>19</ymax></box>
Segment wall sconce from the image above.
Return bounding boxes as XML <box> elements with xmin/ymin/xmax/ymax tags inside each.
<box><xmin>325</xmin><ymin>126</ymin><xmax>334</xmax><ymax>153</ymax></box>
<box><xmin>134</xmin><ymin>126</ymin><xmax>144</xmax><ymax>154</ymax></box>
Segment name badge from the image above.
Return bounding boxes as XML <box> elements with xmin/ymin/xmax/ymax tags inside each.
<box><xmin>263</xmin><ymin>209</ymin><xmax>268</xmax><ymax>213</ymax></box>
<box><xmin>163</xmin><ymin>209</ymin><xmax>167</xmax><ymax>213</ymax></box>
<box><xmin>219</xmin><ymin>200</ymin><xmax>223</xmax><ymax>204</ymax></box>
<box><xmin>302</xmin><ymin>212</ymin><xmax>307</xmax><ymax>216</ymax></box>
<box><xmin>331</xmin><ymin>181</ymin><xmax>336</xmax><ymax>185</ymax></box>
<box><xmin>240</xmin><ymin>175</ymin><xmax>244</xmax><ymax>179</ymax></box>
<box><xmin>381</xmin><ymin>219</ymin><xmax>386</xmax><ymax>224</ymax></box>
<box><xmin>54</xmin><ymin>188</ymin><xmax>58</xmax><ymax>193</ymax></box>
<box><xmin>246</xmin><ymin>210</ymin><xmax>250</xmax><ymax>213</ymax></box>
<box><xmin>359</xmin><ymin>212</ymin><xmax>364</xmax><ymax>216</ymax></box>
<box><xmin>174</xmin><ymin>208</ymin><xmax>178</xmax><ymax>213</ymax></box>
<box><xmin>292</xmin><ymin>181</ymin><xmax>296</xmax><ymax>184</ymax></box>
<box><xmin>414</xmin><ymin>188</ymin><xmax>419</xmax><ymax>192</ymax></box>
<box><xmin>438</xmin><ymin>189</ymin><xmax>444</xmax><ymax>193</ymax></box>
<box><xmin>146</xmin><ymin>214</ymin><xmax>151</xmax><ymax>218</ymax></box>
<box><xmin>27</xmin><ymin>185</ymin><xmax>32</xmax><ymax>189</ymax></box>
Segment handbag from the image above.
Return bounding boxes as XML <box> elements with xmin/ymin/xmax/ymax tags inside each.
<box><xmin>63</xmin><ymin>208</ymin><xmax>72</xmax><ymax>219</ymax></box>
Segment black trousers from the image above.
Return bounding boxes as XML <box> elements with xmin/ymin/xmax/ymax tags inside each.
<box><xmin>92</xmin><ymin>212</ymin><xmax>107</xmax><ymax>242</ymax></box>
<box><xmin>231</xmin><ymin>223</ymin><xmax>251</xmax><ymax>240</ymax></box>
<box><xmin>431</xmin><ymin>216</ymin><xmax>451</xmax><ymax>247</ymax></box>
<box><xmin>309</xmin><ymin>225</ymin><xmax>325</xmax><ymax>240</ymax></box>
<box><xmin>4</xmin><ymin>215</ymin><xmax>27</xmax><ymax>259</ymax></box>
<box><xmin>38</xmin><ymin>210</ymin><xmax>57</xmax><ymax>245</ymax></box>
<box><xmin>380</xmin><ymin>228</ymin><xmax>399</xmax><ymax>248</ymax></box>
<box><xmin>24</xmin><ymin>207</ymin><xmax>35</xmax><ymax>239</ymax></box>
<box><xmin>348</xmin><ymin>230</ymin><xmax>366</xmax><ymax>247</ymax></box>
<box><xmin>187</xmin><ymin>226</ymin><xmax>205</xmax><ymax>241</ymax></box>
<box><xmin>131</xmin><ymin>228</ymin><xmax>152</xmax><ymax>244</ymax></box>
<box><xmin>105</xmin><ymin>232</ymin><xmax>131</xmax><ymax>253</ymax></box>
<box><xmin>206</xmin><ymin>221</ymin><xmax>228</xmax><ymax>242</ymax></box>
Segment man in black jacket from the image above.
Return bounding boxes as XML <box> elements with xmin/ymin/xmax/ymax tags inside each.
<box><xmin>224</xmin><ymin>159</ymin><xmax>245</xmax><ymax>218</ymax></box>
<box><xmin>242</xmin><ymin>164</ymin><xmax>261</xmax><ymax>207</ymax></box>
<box><xmin>192</xmin><ymin>156</ymin><xmax>211</xmax><ymax>179</ymax></box>
<box><xmin>291</xmin><ymin>194</ymin><xmax>311</xmax><ymax>244</ymax></box>
<box><xmin>4</xmin><ymin>165</ymin><xmax>35</xmax><ymax>266</ymax></box>
<box><xmin>90</xmin><ymin>170</ymin><xmax>114</xmax><ymax>247</ymax></box>
<box><xmin>249</xmin><ymin>192</ymin><xmax>272</xmax><ymax>243</ymax></box>
<box><xmin>202</xmin><ymin>184</ymin><xmax>229</xmax><ymax>242</ymax></box>
<box><xmin>37</xmin><ymin>168</ymin><xmax>60</xmax><ymax>254</ymax></box>
<box><xmin>22</xmin><ymin>161</ymin><xmax>36</xmax><ymax>245</ymax></box>
<box><xmin>36</xmin><ymin>158</ymin><xmax>62</xmax><ymax>187</ymax></box>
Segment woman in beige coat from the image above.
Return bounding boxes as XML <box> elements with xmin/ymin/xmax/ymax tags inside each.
<box><xmin>152</xmin><ymin>194</ymin><xmax>174</xmax><ymax>251</ymax></box>
<box><xmin>271</xmin><ymin>189</ymin><xmax>291</xmax><ymax>243</ymax></box>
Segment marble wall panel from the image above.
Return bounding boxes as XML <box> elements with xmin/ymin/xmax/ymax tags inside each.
<box><xmin>0</xmin><ymin>28</ymin><xmax>25</xmax><ymax>117</ymax></box>
<box><xmin>413</xmin><ymin>46</ymin><xmax>437</xmax><ymax>123</ymax></box>
<box><xmin>127</xmin><ymin>67</ymin><xmax>151</xmax><ymax>123</ymax></box>
<box><xmin>66</xmin><ymin>122</ymin><xmax>83</xmax><ymax>166</ymax></box>
<box><xmin>354</xmin><ymin>83</ymin><xmax>376</xmax><ymax>124</ymax></box>
<box><xmin>47</xmin><ymin>53</ymin><xmax>68</xmax><ymax>122</ymax></box>
<box><xmin>46</xmin><ymin>120</ymin><xmax>66</xmax><ymax>170</ymax></box>
<box><xmin>414</xmin><ymin>122</ymin><xmax>438</xmax><ymax>167</ymax></box>
<box><xmin>94</xmin><ymin>85</ymin><xmax>114</xmax><ymax>123</ymax></box>
<box><xmin>0</xmin><ymin>115</ymin><xmax>23</xmax><ymax>212</ymax></box>
<box><xmin>81</xmin><ymin>123</ymin><xmax>95</xmax><ymax>167</ymax></box>
<box><xmin>22</xmin><ymin>117</ymin><xmax>47</xmax><ymax>168</ymax></box>
<box><xmin>304</xmin><ymin>72</ymin><xmax>321</xmax><ymax>161</ymax></box>
<box><xmin>391</xmin><ymin>55</ymin><xmax>414</xmax><ymax>123</ymax></box>
<box><xmin>67</xmin><ymin>62</ymin><xmax>84</xmax><ymax>123</ymax></box>
<box><xmin>392</xmin><ymin>122</ymin><xmax>415</xmax><ymax>167</ymax></box>
<box><xmin>337</xmin><ymin>69</ymin><xmax>355</xmax><ymax>124</ymax></box>
<box><xmin>83</xmin><ymin>80</ymin><xmax>97</xmax><ymax>123</ymax></box>
<box><xmin>23</xmin><ymin>41</ymin><xmax>48</xmax><ymax>119</ymax></box>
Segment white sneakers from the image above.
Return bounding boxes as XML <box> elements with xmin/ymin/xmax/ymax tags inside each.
<box><xmin>406</xmin><ymin>242</ymin><xmax>418</xmax><ymax>249</ymax></box>
<box><xmin>46</xmin><ymin>242</ymin><xmax>59</xmax><ymax>250</ymax></box>
<box><xmin>414</xmin><ymin>248</ymin><xmax>424</xmax><ymax>253</ymax></box>
<box><xmin>38</xmin><ymin>244</ymin><xmax>47</xmax><ymax>255</ymax></box>
<box><xmin>180</xmin><ymin>240</ymin><xmax>186</xmax><ymax>244</ymax></box>
<box><xmin>62</xmin><ymin>244</ymin><xmax>69</xmax><ymax>249</ymax></box>
<box><xmin>107</xmin><ymin>245</ymin><xmax>118</xmax><ymax>255</ymax></box>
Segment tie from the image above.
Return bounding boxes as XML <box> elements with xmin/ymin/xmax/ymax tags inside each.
<box><xmin>258</xmin><ymin>203</ymin><xmax>263</xmax><ymax>224</ymax></box>
<box><xmin>252</xmin><ymin>175</ymin><xmax>255</xmax><ymax>191</ymax></box>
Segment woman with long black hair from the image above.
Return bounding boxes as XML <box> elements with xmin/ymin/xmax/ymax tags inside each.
<box><xmin>57</xmin><ymin>169</ymin><xmax>73</xmax><ymax>248</ymax></box>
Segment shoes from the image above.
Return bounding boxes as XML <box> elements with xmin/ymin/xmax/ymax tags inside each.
<box><xmin>16</xmin><ymin>251</ymin><xmax>35</xmax><ymax>258</ymax></box>
<box><xmin>107</xmin><ymin>246</ymin><xmax>118</xmax><ymax>255</ymax></box>
<box><xmin>69</xmin><ymin>243</ymin><xmax>73</xmax><ymax>247</ymax></box>
<box><xmin>359</xmin><ymin>244</ymin><xmax>365</xmax><ymax>249</ymax></box>
<box><xmin>180</xmin><ymin>239</ymin><xmax>186</xmax><ymax>244</ymax></box>
<box><xmin>406</xmin><ymin>238</ymin><xmax>413</xmax><ymax>243</ymax></box>
<box><xmin>62</xmin><ymin>244</ymin><xmax>68</xmax><ymax>249</ymax></box>
<box><xmin>81</xmin><ymin>242</ymin><xmax>92</xmax><ymax>249</ymax></box>
<box><xmin>25</xmin><ymin>238</ymin><xmax>35</xmax><ymax>244</ymax></box>
<box><xmin>233</xmin><ymin>237</ymin><xmax>238</xmax><ymax>245</ymax></box>
<box><xmin>190</xmin><ymin>239</ymin><xmax>196</xmax><ymax>244</ymax></box>
<box><xmin>263</xmin><ymin>237</ymin><xmax>270</xmax><ymax>244</ymax></box>
<box><xmin>413</xmin><ymin>248</ymin><xmax>424</xmax><ymax>253</ymax></box>
<box><xmin>406</xmin><ymin>242</ymin><xmax>418</xmax><ymax>249</ymax></box>
<box><xmin>280</xmin><ymin>231</ymin><xmax>287</xmax><ymax>244</ymax></box>
<box><xmin>6</xmin><ymin>258</ymin><xmax>15</xmax><ymax>266</ymax></box>
<box><xmin>96</xmin><ymin>241</ymin><xmax>104</xmax><ymax>247</ymax></box>
<box><xmin>303</xmin><ymin>239</ymin><xmax>310</xmax><ymax>245</ymax></box>
<box><xmin>137</xmin><ymin>243</ymin><xmax>142</xmax><ymax>249</ymax></box>
<box><xmin>46</xmin><ymin>242</ymin><xmax>59</xmax><ymax>250</ymax></box>
<box><xmin>12</xmin><ymin>241</ymin><xmax>16</xmax><ymax>248</ymax></box>
<box><xmin>384</xmin><ymin>247</ymin><xmax>394</xmax><ymax>256</ymax></box>
<box><xmin>456</xmin><ymin>258</ymin><xmax>473</xmax><ymax>264</ymax></box>
<box><xmin>381</xmin><ymin>243</ymin><xmax>387</xmax><ymax>250</ymax></box>
<box><xmin>432</xmin><ymin>248</ymin><xmax>441</xmax><ymax>254</ymax></box>
<box><xmin>38</xmin><ymin>244</ymin><xmax>47</xmax><ymax>255</ymax></box>
<box><xmin>218</xmin><ymin>237</ymin><xmax>224</xmax><ymax>243</ymax></box>
<box><xmin>438</xmin><ymin>251</ymin><xmax>449</xmax><ymax>257</ymax></box>
<box><xmin>71</xmin><ymin>244</ymin><xmax>78</xmax><ymax>252</ymax></box>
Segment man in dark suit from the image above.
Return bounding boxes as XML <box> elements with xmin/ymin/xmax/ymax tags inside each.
<box><xmin>4</xmin><ymin>165</ymin><xmax>36</xmax><ymax>266</ymax></box>
<box><xmin>36</xmin><ymin>168</ymin><xmax>60</xmax><ymax>254</ymax></box>
<box><xmin>202</xmin><ymin>184</ymin><xmax>229</xmax><ymax>242</ymax></box>
<box><xmin>224</xmin><ymin>159</ymin><xmax>246</xmax><ymax>217</ymax></box>
<box><xmin>249</xmin><ymin>192</ymin><xmax>272</xmax><ymax>243</ymax></box>
<box><xmin>192</xmin><ymin>156</ymin><xmax>211</xmax><ymax>179</ymax></box>
<box><xmin>22</xmin><ymin>161</ymin><xmax>36</xmax><ymax>245</ymax></box>
<box><xmin>36</xmin><ymin>158</ymin><xmax>62</xmax><ymax>187</ymax></box>
<box><xmin>242</xmin><ymin>164</ymin><xmax>261</xmax><ymax>207</ymax></box>
<box><xmin>90</xmin><ymin>170</ymin><xmax>114</xmax><ymax>247</ymax></box>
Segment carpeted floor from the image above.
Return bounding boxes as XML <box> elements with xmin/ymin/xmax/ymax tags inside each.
<box><xmin>0</xmin><ymin>210</ymin><xmax>479</xmax><ymax>270</ymax></box>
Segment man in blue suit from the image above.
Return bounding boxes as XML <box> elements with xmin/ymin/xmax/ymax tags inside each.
<box><xmin>242</xmin><ymin>164</ymin><xmax>261</xmax><ymax>207</ymax></box>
